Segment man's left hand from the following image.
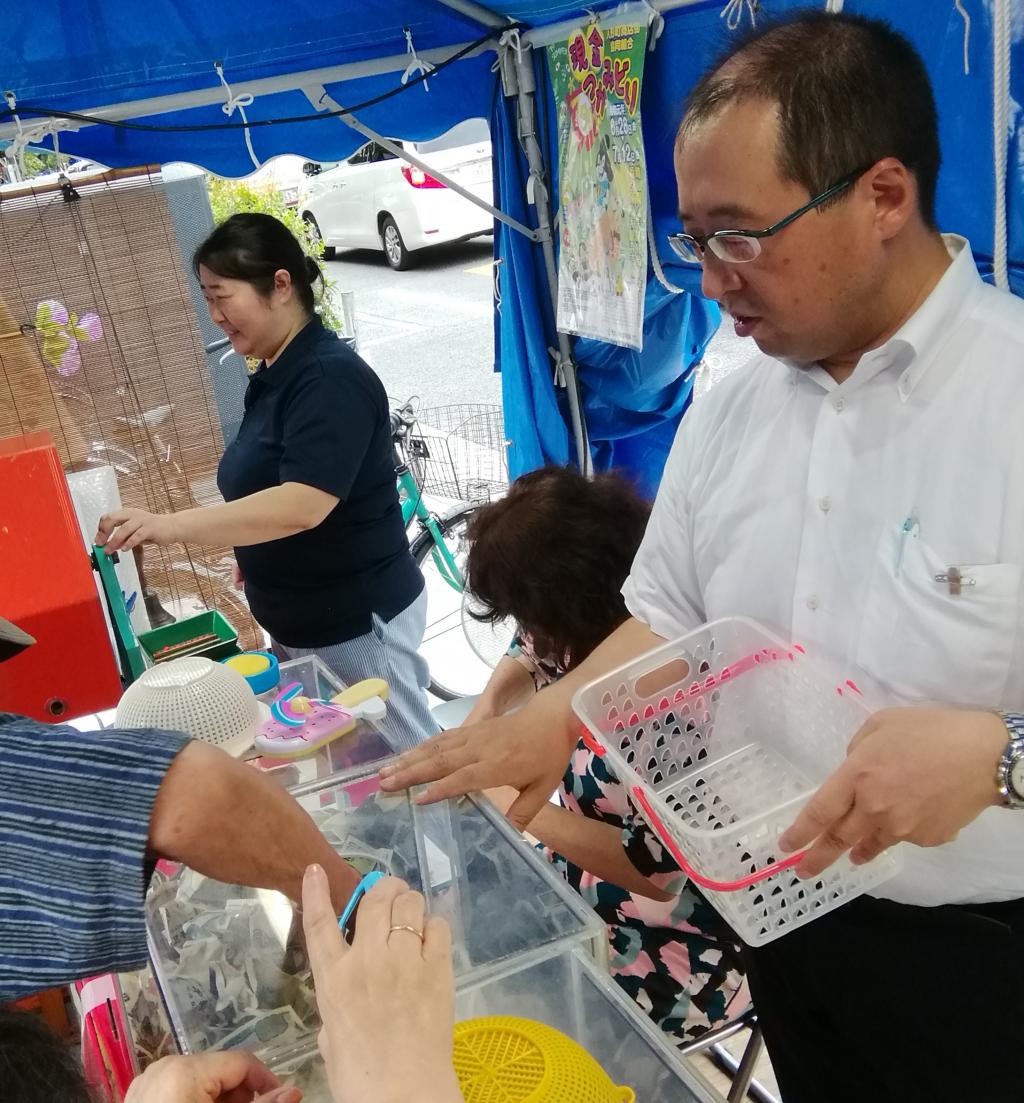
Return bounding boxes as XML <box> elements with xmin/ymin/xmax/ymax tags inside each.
<box><xmin>779</xmin><ymin>708</ymin><xmax>1007</xmax><ymax>877</ymax></box>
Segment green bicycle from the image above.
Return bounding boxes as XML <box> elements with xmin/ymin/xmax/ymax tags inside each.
<box><xmin>390</xmin><ymin>399</ymin><xmax>508</xmax><ymax>701</ymax></box>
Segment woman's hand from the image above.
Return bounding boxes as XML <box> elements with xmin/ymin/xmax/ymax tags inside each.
<box><xmin>232</xmin><ymin>560</ymin><xmax>245</xmax><ymax>590</ymax></box>
<box><xmin>96</xmin><ymin>508</ymin><xmax>180</xmax><ymax>553</ymax></box>
<box><xmin>301</xmin><ymin>865</ymin><xmax>462</xmax><ymax>1103</ymax></box>
<box><xmin>124</xmin><ymin>1051</ymin><xmax>299</xmax><ymax>1103</ymax></box>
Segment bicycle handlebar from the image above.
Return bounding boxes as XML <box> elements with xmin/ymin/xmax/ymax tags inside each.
<box><xmin>389</xmin><ymin>401</ymin><xmax>418</xmax><ymax>438</ymax></box>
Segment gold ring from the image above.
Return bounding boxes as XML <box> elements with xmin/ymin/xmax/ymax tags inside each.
<box><xmin>388</xmin><ymin>923</ymin><xmax>425</xmax><ymax>943</ymax></box>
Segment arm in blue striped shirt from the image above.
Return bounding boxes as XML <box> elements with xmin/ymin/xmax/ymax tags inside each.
<box><xmin>0</xmin><ymin>716</ymin><xmax>362</xmax><ymax>1000</ymax></box>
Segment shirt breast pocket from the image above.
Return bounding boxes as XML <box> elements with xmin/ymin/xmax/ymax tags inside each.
<box><xmin>855</xmin><ymin>527</ymin><xmax>1021</xmax><ymax>707</ymax></box>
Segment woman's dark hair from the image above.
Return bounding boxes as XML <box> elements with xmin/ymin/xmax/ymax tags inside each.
<box><xmin>193</xmin><ymin>212</ymin><xmax>322</xmax><ymax>313</ymax></box>
<box><xmin>465</xmin><ymin>466</ymin><xmax>651</xmax><ymax>672</ymax></box>
<box><xmin>678</xmin><ymin>12</ymin><xmax>941</xmax><ymax>228</ymax></box>
<box><xmin>0</xmin><ymin>1007</ymin><xmax>94</xmax><ymax>1102</ymax></box>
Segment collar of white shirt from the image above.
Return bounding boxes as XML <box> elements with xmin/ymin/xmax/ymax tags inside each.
<box><xmin>782</xmin><ymin>234</ymin><xmax>983</xmax><ymax>400</ymax></box>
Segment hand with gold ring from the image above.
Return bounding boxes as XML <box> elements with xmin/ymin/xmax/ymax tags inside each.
<box><xmin>388</xmin><ymin>923</ymin><xmax>425</xmax><ymax>943</ymax></box>
<box><xmin>302</xmin><ymin>865</ymin><xmax>462</xmax><ymax>1103</ymax></box>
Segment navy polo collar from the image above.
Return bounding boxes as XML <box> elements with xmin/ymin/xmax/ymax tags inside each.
<box><xmin>252</xmin><ymin>315</ymin><xmax>324</xmax><ymax>390</ymax></box>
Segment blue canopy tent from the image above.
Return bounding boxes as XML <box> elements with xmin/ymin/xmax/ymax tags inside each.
<box><xmin>2</xmin><ymin>0</ymin><xmax>1021</xmax><ymax>495</ymax></box>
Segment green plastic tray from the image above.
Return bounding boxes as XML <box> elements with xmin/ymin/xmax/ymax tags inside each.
<box><xmin>138</xmin><ymin>610</ymin><xmax>239</xmax><ymax>665</ymax></box>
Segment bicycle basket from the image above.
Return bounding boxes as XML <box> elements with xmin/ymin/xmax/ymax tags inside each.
<box><xmin>408</xmin><ymin>404</ymin><xmax>509</xmax><ymax>505</ymax></box>
<box><xmin>572</xmin><ymin>617</ymin><xmax>902</xmax><ymax>946</ymax></box>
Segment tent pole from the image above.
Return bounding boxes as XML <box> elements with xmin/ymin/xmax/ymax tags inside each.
<box><xmin>0</xmin><ymin>41</ymin><xmax>493</xmax><ymax>143</ymax></box>
<box><xmin>304</xmin><ymin>88</ymin><xmax>540</xmax><ymax>242</ymax></box>
<box><xmin>522</xmin><ymin>0</ymin><xmax>706</xmax><ymax>48</ymax></box>
<box><xmin>432</xmin><ymin>0</ymin><xmax>510</xmax><ymax>30</ymax></box>
<box><xmin>501</xmin><ymin>40</ymin><xmax>591</xmax><ymax>475</ymax></box>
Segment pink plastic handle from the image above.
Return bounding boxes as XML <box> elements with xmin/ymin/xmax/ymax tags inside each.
<box><xmin>608</xmin><ymin>649</ymin><xmax>792</xmax><ymax>734</ymax></box>
<box><xmin>631</xmin><ymin>787</ymin><xmax>808</xmax><ymax>892</ymax></box>
<box><xmin>579</xmin><ymin>726</ymin><xmax>607</xmax><ymax>757</ymax></box>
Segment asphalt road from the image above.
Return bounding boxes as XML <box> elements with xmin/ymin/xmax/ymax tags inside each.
<box><xmin>324</xmin><ymin>236</ymin><xmax>502</xmax><ymax>412</ymax></box>
<box><xmin>320</xmin><ymin>238</ymin><xmax>755</xmax><ymax>703</ymax></box>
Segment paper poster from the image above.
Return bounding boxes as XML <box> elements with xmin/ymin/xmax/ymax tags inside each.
<box><xmin>548</xmin><ymin>19</ymin><xmax>649</xmax><ymax>349</ymax></box>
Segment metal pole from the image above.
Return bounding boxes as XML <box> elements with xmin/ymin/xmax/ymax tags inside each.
<box><xmin>522</xmin><ymin>0</ymin><xmax>707</xmax><ymax>47</ymax></box>
<box><xmin>0</xmin><ymin>41</ymin><xmax>493</xmax><ymax>143</ymax></box>
<box><xmin>501</xmin><ymin>39</ymin><xmax>591</xmax><ymax>474</ymax></box>
<box><xmin>432</xmin><ymin>0</ymin><xmax>510</xmax><ymax>30</ymax></box>
<box><xmin>304</xmin><ymin>88</ymin><xmax>540</xmax><ymax>242</ymax></box>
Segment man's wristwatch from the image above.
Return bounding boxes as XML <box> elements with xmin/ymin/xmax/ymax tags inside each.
<box><xmin>996</xmin><ymin>712</ymin><xmax>1024</xmax><ymax>809</ymax></box>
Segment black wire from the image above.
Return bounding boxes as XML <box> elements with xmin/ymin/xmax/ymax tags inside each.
<box><xmin>0</xmin><ymin>27</ymin><xmax>514</xmax><ymax>135</ymax></box>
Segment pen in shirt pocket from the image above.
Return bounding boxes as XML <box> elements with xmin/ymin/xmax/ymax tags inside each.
<box><xmin>895</xmin><ymin>512</ymin><xmax>919</xmax><ymax>577</ymax></box>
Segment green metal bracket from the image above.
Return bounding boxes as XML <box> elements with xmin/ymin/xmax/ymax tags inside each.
<box><xmin>92</xmin><ymin>545</ymin><xmax>147</xmax><ymax>685</ymax></box>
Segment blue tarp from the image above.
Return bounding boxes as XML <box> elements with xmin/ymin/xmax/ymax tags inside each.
<box><xmin>3</xmin><ymin>1</ymin><xmax>1023</xmax><ymax>493</ymax></box>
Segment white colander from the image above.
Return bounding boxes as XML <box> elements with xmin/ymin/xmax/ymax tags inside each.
<box><xmin>115</xmin><ymin>656</ymin><xmax>269</xmax><ymax>757</ymax></box>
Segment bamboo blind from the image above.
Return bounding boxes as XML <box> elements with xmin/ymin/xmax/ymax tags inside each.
<box><xmin>0</xmin><ymin>170</ymin><xmax>260</xmax><ymax>649</ymax></box>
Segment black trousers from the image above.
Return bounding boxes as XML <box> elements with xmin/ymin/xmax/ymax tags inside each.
<box><xmin>741</xmin><ymin>893</ymin><xmax>1024</xmax><ymax>1103</ymax></box>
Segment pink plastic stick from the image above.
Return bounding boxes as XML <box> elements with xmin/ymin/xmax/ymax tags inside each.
<box><xmin>631</xmin><ymin>787</ymin><xmax>808</xmax><ymax>892</ymax></box>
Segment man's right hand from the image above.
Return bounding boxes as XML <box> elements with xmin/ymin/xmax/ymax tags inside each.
<box><xmin>380</xmin><ymin>617</ymin><xmax>665</xmax><ymax>831</ymax></box>
<box><xmin>379</xmin><ymin>692</ymin><xmax>578</xmax><ymax>832</ymax></box>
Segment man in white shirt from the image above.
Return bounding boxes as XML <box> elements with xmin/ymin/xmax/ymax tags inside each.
<box><xmin>382</xmin><ymin>12</ymin><xmax>1024</xmax><ymax>1100</ymax></box>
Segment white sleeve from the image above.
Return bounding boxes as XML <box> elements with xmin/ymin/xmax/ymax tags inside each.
<box><xmin>622</xmin><ymin>409</ymin><xmax>706</xmax><ymax>640</ymax></box>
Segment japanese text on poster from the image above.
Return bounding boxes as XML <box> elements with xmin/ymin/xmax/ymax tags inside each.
<box><xmin>548</xmin><ymin>21</ymin><xmax>649</xmax><ymax>349</ymax></box>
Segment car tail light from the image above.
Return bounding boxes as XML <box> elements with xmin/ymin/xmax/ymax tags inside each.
<box><xmin>401</xmin><ymin>165</ymin><xmax>445</xmax><ymax>189</ymax></box>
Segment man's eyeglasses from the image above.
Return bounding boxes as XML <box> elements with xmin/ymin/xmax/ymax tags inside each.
<box><xmin>667</xmin><ymin>165</ymin><xmax>873</xmax><ymax>265</ymax></box>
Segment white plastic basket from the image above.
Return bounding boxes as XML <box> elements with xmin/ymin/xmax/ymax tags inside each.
<box><xmin>572</xmin><ymin>617</ymin><xmax>901</xmax><ymax>946</ymax></box>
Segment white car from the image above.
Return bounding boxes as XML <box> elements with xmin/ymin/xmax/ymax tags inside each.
<box><xmin>299</xmin><ymin>119</ymin><xmax>493</xmax><ymax>270</ymax></box>
<box><xmin>0</xmin><ymin>156</ymin><xmax>106</xmax><ymax>193</ymax></box>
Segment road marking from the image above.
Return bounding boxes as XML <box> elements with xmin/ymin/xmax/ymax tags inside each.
<box><xmin>464</xmin><ymin>262</ymin><xmax>495</xmax><ymax>276</ymax></box>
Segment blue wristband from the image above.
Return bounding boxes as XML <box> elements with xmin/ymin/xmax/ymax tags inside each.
<box><xmin>338</xmin><ymin>870</ymin><xmax>386</xmax><ymax>932</ymax></box>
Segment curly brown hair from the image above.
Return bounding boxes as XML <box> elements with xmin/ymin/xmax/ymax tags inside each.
<box><xmin>465</xmin><ymin>466</ymin><xmax>651</xmax><ymax>672</ymax></box>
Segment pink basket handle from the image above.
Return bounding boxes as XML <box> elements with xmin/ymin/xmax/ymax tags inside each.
<box><xmin>631</xmin><ymin>787</ymin><xmax>808</xmax><ymax>893</ymax></box>
<box><xmin>579</xmin><ymin>726</ymin><xmax>606</xmax><ymax>757</ymax></box>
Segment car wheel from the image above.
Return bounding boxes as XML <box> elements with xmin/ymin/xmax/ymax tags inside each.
<box><xmin>303</xmin><ymin>214</ymin><xmax>335</xmax><ymax>260</ymax></box>
<box><xmin>380</xmin><ymin>215</ymin><xmax>414</xmax><ymax>271</ymax></box>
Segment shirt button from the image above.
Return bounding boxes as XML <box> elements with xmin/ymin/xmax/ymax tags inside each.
<box><xmin>833</xmin><ymin>397</ymin><xmax>845</xmax><ymax>412</ymax></box>
<box><xmin>805</xmin><ymin>595</ymin><xmax>820</xmax><ymax>611</ymax></box>
<box><xmin>818</xmin><ymin>496</ymin><xmax>832</xmax><ymax>513</ymax></box>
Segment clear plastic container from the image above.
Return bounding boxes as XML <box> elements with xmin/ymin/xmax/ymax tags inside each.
<box><xmin>145</xmin><ymin>768</ymin><xmax>605</xmax><ymax>1063</ymax></box>
<box><xmin>572</xmin><ymin>616</ymin><xmax>902</xmax><ymax>946</ymax></box>
<box><xmin>271</xmin><ymin>947</ymin><xmax>721</xmax><ymax>1103</ymax></box>
<box><xmin>251</xmin><ymin>656</ymin><xmax>396</xmax><ymax>789</ymax></box>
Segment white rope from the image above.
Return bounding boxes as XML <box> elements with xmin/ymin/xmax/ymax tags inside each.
<box><xmin>647</xmin><ymin>191</ymin><xmax>687</xmax><ymax>295</ymax></box>
<box><xmin>549</xmin><ymin>345</ymin><xmax>567</xmax><ymax>387</ymax></box>
<box><xmin>4</xmin><ymin>92</ymin><xmax>29</xmax><ymax>176</ymax></box>
<box><xmin>954</xmin><ymin>0</ymin><xmax>971</xmax><ymax>76</ymax></box>
<box><xmin>992</xmin><ymin>0</ymin><xmax>1011</xmax><ymax>290</ymax></box>
<box><xmin>720</xmin><ymin>0</ymin><xmax>759</xmax><ymax>31</ymax></box>
<box><xmin>499</xmin><ymin>26</ymin><xmax>524</xmax><ymax>67</ymax></box>
<box><xmin>401</xmin><ymin>27</ymin><xmax>436</xmax><ymax>90</ymax></box>
<box><xmin>639</xmin><ymin>0</ymin><xmax>665</xmax><ymax>49</ymax></box>
<box><xmin>214</xmin><ymin>63</ymin><xmax>261</xmax><ymax>171</ymax></box>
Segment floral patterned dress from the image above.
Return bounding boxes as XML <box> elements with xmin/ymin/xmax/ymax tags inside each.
<box><xmin>511</xmin><ymin>637</ymin><xmax>748</xmax><ymax>1043</ymax></box>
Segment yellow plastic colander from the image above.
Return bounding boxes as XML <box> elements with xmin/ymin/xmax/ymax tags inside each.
<box><xmin>453</xmin><ymin>1016</ymin><xmax>636</xmax><ymax>1103</ymax></box>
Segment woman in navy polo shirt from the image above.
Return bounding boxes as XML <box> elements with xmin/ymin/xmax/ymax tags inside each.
<box><xmin>96</xmin><ymin>214</ymin><xmax>436</xmax><ymax>749</ymax></box>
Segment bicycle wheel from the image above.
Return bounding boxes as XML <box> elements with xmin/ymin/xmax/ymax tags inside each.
<box><xmin>410</xmin><ymin>506</ymin><xmax>496</xmax><ymax>701</ymax></box>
